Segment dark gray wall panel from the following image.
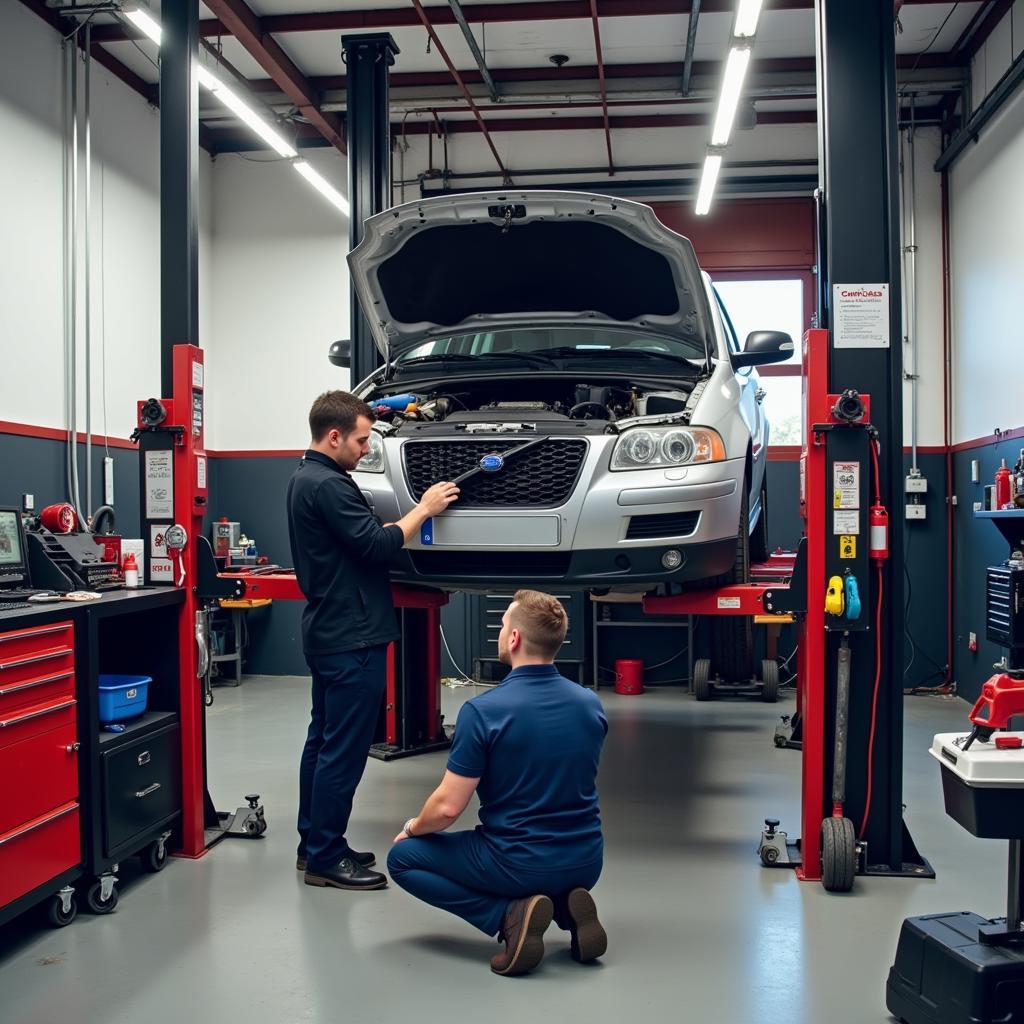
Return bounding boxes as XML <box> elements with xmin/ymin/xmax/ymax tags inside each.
<box><xmin>951</xmin><ymin>438</ymin><xmax>1024</xmax><ymax>702</ymax></box>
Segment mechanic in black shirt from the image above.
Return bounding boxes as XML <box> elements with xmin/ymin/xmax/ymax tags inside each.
<box><xmin>287</xmin><ymin>391</ymin><xmax>458</xmax><ymax>891</ymax></box>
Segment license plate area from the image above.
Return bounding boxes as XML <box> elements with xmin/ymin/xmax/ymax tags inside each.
<box><xmin>430</xmin><ymin>515</ymin><xmax>560</xmax><ymax>547</ymax></box>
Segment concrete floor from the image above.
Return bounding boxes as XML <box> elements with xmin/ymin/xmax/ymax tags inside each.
<box><xmin>0</xmin><ymin>677</ymin><xmax>1007</xmax><ymax>1023</ymax></box>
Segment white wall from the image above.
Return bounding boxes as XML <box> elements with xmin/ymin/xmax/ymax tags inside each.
<box><xmin>949</xmin><ymin>83</ymin><xmax>1024</xmax><ymax>444</ymax></box>
<box><xmin>0</xmin><ymin>1</ymin><xmax>214</xmax><ymax>445</ymax></box>
<box><xmin>899</xmin><ymin>126</ymin><xmax>946</xmax><ymax>450</ymax></box>
<box><xmin>205</xmin><ymin>148</ymin><xmax>351</xmax><ymax>452</ymax></box>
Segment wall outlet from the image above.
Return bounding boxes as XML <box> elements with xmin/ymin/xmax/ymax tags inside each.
<box><xmin>971</xmin><ymin>459</ymin><xmax>980</xmax><ymax>483</ymax></box>
<box><xmin>103</xmin><ymin>457</ymin><xmax>115</xmax><ymax>507</ymax></box>
<box><xmin>973</xmin><ymin>501</ymin><xmax>984</xmax><ymax>512</ymax></box>
<box><xmin>905</xmin><ymin>504</ymin><xmax>927</xmax><ymax>520</ymax></box>
<box><xmin>905</xmin><ymin>474</ymin><xmax>928</xmax><ymax>493</ymax></box>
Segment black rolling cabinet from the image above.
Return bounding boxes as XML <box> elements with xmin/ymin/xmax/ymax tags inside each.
<box><xmin>75</xmin><ymin>590</ymin><xmax>185</xmax><ymax>910</ymax></box>
<box><xmin>469</xmin><ymin>591</ymin><xmax>588</xmax><ymax>684</ymax></box>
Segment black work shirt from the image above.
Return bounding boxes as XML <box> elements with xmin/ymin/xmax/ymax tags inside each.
<box><xmin>286</xmin><ymin>450</ymin><xmax>405</xmax><ymax>655</ymax></box>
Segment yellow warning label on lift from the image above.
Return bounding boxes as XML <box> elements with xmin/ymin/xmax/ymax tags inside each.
<box><xmin>840</xmin><ymin>535</ymin><xmax>857</xmax><ymax>559</ymax></box>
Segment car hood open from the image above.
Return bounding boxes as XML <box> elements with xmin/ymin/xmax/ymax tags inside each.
<box><xmin>347</xmin><ymin>191</ymin><xmax>713</xmax><ymax>363</ymax></box>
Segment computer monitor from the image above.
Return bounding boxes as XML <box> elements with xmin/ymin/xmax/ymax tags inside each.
<box><xmin>0</xmin><ymin>507</ymin><xmax>29</xmax><ymax>584</ymax></box>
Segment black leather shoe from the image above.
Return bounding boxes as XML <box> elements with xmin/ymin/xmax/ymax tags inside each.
<box><xmin>297</xmin><ymin>850</ymin><xmax>375</xmax><ymax>872</ymax></box>
<box><xmin>304</xmin><ymin>858</ymin><xmax>387</xmax><ymax>891</ymax></box>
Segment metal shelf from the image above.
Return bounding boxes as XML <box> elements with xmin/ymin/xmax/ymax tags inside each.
<box><xmin>590</xmin><ymin>600</ymin><xmax>692</xmax><ymax>691</ymax></box>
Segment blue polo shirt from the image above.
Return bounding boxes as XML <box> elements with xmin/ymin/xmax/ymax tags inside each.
<box><xmin>446</xmin><ymin>664</ymin><xmax>607</xmax><ymax>868</ymax></box>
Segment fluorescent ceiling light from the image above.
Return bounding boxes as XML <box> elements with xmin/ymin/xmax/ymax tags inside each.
<box><xmin>734</xmin><ymin>0</ymin><xmax>764</xmax><ymax>38</ymax></box>
<box><xmin>710</xmin><ymin>46</ymin><xmax>752</xmax><ymax>146</ymax></box>
<box><xmin>118</xmin><ymin>9</ymin><xmax>346</xmax><ymax>214</ymax></box>
<box><xmin>293</xmin><ymin>161</ymin><xmax>350</xmax><ymax>217</ymax></box>
<box><xmin>123</xmin><ymin>6</ymin><xmax>162</xmax><ymax>45</ymax></box>
<box><xmin>200</xmin><ymin>69</ymin><xmax>297</xmax><ymax>158</ymax></box>
<box><xmin>695</xmin><ymin>153</ymin><xmax>722</xmax><ymax>217</ymax></box>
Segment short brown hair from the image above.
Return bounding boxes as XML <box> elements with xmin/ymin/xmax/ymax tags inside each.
<box><xmin>509</xmin><ymin>590</ymin><xmax>568</xmax><ymax>659</ymax></box>
<box><xmin>308</xmin><ymin>391</ymin><xmax>374</xmax><ymax>442</ymax></box>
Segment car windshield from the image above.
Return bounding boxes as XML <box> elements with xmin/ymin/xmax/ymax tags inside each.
<box><xmin>395</xmin><ymin>327</ymin><xmax>708</xmax><ymax>367</ymax></box>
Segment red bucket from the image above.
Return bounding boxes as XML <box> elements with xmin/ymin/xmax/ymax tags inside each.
<box><xmin>614</xmin><ymin>658</ymin><xmax>644</xmax><ymax>695</ymax></box>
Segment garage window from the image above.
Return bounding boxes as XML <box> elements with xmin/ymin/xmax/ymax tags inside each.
<box><xmin>713</xmin><ymin>273</ymin><xmax>812</xmax><ymax>447</ymax></box>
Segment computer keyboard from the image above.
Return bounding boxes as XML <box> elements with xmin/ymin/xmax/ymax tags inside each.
<box><xmin>0</xmin><ymin>601</ymin><xmax>33</xmax><ymax>611</ymax></box>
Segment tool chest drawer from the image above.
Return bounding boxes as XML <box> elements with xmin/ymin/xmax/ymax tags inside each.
<box><xmin>101</xmin><ymin>723</ymin><xmax>180</xmax><ymax>855</ymax></box>
<box><xmin>0</xmin><ymin>803</ymin><xmax>80</xmax><ymax>909</ymax></box>
<box><xmin>0</xmin><ymin>719</ymin><xmax>78</xmax><ymax>835</ymax></box>
<box><xmin>0</xmin><ymin>695</ymin><xmax>77</xmax><ymax>750</ymax></box>
<box><xmin>0</xmin><ymin>621</ymin><xmax>75</xmax><ymax>716</ymax></box>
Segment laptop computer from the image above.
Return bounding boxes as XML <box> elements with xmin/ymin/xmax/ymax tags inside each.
<box><xmin>0</xmin><ymin>507</ymin><xmax>31</xmax><ymax>590</ymax></box>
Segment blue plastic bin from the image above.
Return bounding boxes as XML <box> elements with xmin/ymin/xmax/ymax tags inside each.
<box><xmin>98</xmin><ymin>674</ymin><xmax>151</xmax><ymax>723</ymax></box>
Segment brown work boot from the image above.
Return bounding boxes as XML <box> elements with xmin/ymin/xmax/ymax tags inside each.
<box><xmin>490</xmin><ymin>895</ymin><xmax>554</xmax><ymax>976</ymax></box>
<box><xmin>563</xmin><ymin>888</ymin><xmax>607</xmax><ymax>963</ymax></box>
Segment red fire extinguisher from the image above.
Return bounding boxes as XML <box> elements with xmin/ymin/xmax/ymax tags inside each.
<box><xmin>870</xmin><ymin>504</ymin><xmax>889</xmax><ymax>561</ymax></box>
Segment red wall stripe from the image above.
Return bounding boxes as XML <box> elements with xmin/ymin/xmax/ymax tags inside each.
<box><xmin>0</xmin><ymin>419</ymin><xmax>136</xmax><ymax>451</ymax></box>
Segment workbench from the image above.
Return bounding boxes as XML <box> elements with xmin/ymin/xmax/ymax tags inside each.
<box><xmin>0</xmin><ymin>588</ymin><xmax>185</xmax><ymax>926</ymax></box>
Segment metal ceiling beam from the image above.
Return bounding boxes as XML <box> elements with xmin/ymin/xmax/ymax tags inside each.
<box><xmin>245</xmin><ymin>53</ymin><xmax>962</xmax><ymax>98</ymax></box>
<box><xmin>682</xmin><ymin>0</ymin><xmax>701</xmax><ymax>96</ymax></box>
<box><xmin>960</xmin><ymin>0</ymin><xmax>1014</xmax><ymax>60</ymax></box>
<box><xmin>202</xmin><ymin>0</ymin><xmax>345</xmax><ymax>154</ymax></box>
<box><xmin>90</xmin><ymin>0</ymin><xmax>945</xmax><ymax>43</ymax></box>
<box><xmin>410</xmin><ymin>0</ymin><xmax>510</xmax><ymax>182</ymax></box>
<box><xmin>447</xmin><ymin>0</ymin><xmax>500</xmax><ymax>103</ymax></box>
<box><xmin>588</xmin><ymin>0</ymin><xmax>614</xmax><ymax>174</ymax></box>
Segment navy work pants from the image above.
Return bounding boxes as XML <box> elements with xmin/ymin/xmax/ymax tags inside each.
<box><xmin>298</xmin><ymin>644</ymin><xmax>387</xmax><ymax>872</ymax></box>
<box><xmin>387</xmin><ymin>829</ymin><xmax>602</xmax><ymax>936</ymax></box>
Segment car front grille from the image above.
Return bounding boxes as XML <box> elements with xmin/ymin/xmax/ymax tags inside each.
<box><xmin>625</xmin><ymin>511</ymin><xmax>701</xmax><ymax>540</ymax></box>
<box><xmin>402</xmin><ymin>438</ymin><xmax>588</xmax><ymax>508</ymax></box>
<box><xmin>409</xmin><ymin>550</ymin><xmax>572</xmax><ymax>578</ymax></box>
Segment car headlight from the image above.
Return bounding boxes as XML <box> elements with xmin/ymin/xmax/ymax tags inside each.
<box><xmin>357</xmin><ymin>429</ymin><xmax>386</xmax><ymax>473</ymax></box>
<box><xmin>610</xmin><ymin>426</ymin><xmax>725</xmax><ymax>471</ymax></box>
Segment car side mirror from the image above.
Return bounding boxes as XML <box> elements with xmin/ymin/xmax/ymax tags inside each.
<box><xmin>328</xmin><ymin>339</ymin><xmax>352</xmax><ymax>368</ymax></box>
<box><xmin>731</xmin><ymin>331</ymin><xmax>794</xmax><ymax>369</ymax></box>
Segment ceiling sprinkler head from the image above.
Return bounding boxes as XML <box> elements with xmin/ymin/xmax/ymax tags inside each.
<box><xmin>549</xmin><ymin>54</ymin><xmax>570</xmax><ymax>68</ymax></box>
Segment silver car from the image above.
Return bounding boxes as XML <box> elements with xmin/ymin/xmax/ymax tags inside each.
<box><xmin>342</xmin><ymin>192</ymin><xmax>791</xmax><ymax>631</ymax></box>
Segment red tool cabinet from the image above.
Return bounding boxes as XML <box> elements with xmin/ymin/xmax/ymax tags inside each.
<box><xmin>0</xmin><ymin>620</ymin><xmax>82</xmax><ymax>919</ymax></box>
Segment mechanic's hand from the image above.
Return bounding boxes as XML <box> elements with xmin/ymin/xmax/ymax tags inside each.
<box><xmin>419</xmin><ymin>481</ymin><xmax>460</xmax><ymax>516</ymax></box>
<box><xmin>392</xmin><ymin>830</ymin><xmax>409</xmax><ymax>844</ymax></box>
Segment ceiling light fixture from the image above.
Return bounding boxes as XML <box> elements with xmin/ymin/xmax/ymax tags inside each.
<box><xmin>710</xmin><ymin>46</ymin><xmax>752</xmax><ymax>146</ymax></box>
<box><xmin>294</xmin><ymin>161</ymin><xmax>350</xmax><ymax>216</ymax></box>
<box><xmin>123</xmin><ymin>3</ymin><xmax>162</xmax><ymax>44</ymax></box>
<box><xmin>695</xmin><ymin>153</ymin><xmax>722</xmax><ymax>217</ymax></box>
<box><xmin>734</xmin><ymin>0</ymin><xmax>764</xmax><ymax>38</ymax></box>
<box><xmin>199</xmin><ymin>67</ymin><xmax>298</xmax><ymax>159</ymax></box>
<box><xmin>116</xmin><ymin>7</ymin><xmax>349</xmax><ymax>216</ymax></box>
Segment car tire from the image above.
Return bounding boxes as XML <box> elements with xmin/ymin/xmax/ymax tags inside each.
<box><xmin>750</xmin><ymin>480</ymin><xmax>769</xmax><ymax>565</ymax></box>
<box><xmin>708</xmin><ymin>490</ymin><xmax>755</xmax><ymax>683</ymax></box>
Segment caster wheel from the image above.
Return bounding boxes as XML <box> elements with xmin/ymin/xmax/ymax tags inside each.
<box><xmin>47</xmin><ymin>894</ymin><xmax>77</xmax><ymax>927</ymax></box>
<box><xmin>140</xmin><ymin>839</ymin><xmax>168</xmax><ymax>873</ymax></box>
<box><xmin>761</xmin><ymin>659</ymin><xmax>779</xmax><ymax>703</ymax></box>
<box><xmin>85</xmin><ymin>880</ymin><xmax>119</xmax><ymax>915</ymax></box>
<box><xmin>821</xmin><ymin>816</ymin><xmax>857</xmax><ymax>893</ymax></box>
<box><xmin>774</xmin><ymin>733</ymin><xmax>789</xmax><ymax>749</ymax></box>
<box><xmin>760</xmin><ymin>846</ymin><xmax>780</xmax><ymax>866</ymax></box>
<box><xmin>244</xmin><ymin>818</ymin><xmax>261</xmax><ymax>837</ymax></box>
<box><xmin>693</xmin><ymin>659</ymin><xmax>714</xmax><ymax>702</ymax></box>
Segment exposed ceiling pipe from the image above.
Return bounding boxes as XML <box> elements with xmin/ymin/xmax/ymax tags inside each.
<box><xmin>447</xmin><ymin>0</ymin><xmax>500</xmax><ymax>102</ymax></box>
<box><xmin>682</xmin><ymin>0</ymin><xmax>702</xmax><ymax>96</ymax></box>
<box><xmin>588</xmin><ymin>0</ymin><xmax>614</xmax><ymax>174</ymax></box>
<box><xmin>409</xmin><ymin>0</ymin><xmax>510</xmax><ymax>183</ymax></box>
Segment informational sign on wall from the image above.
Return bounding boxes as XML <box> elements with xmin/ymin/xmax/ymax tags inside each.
<box><xmin>144</xmin><ymin>450</ymin><xmax>174</xmax><ymax>519</ymax></box>
<box><xmin>833</xmin><ymin>283</ymin><xmax>890</xmax><ymax>348</ymax></box>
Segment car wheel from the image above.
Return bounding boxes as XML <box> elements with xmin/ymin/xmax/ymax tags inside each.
<box><xmin>708</xmin><ymin>490</ymin><xmax>755</xmax><ymax>683</ymax></box>
<box><xmin>750</xmin><ymin>480</ymin><xmax>769</xmax><ymax>565</ymax></box>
